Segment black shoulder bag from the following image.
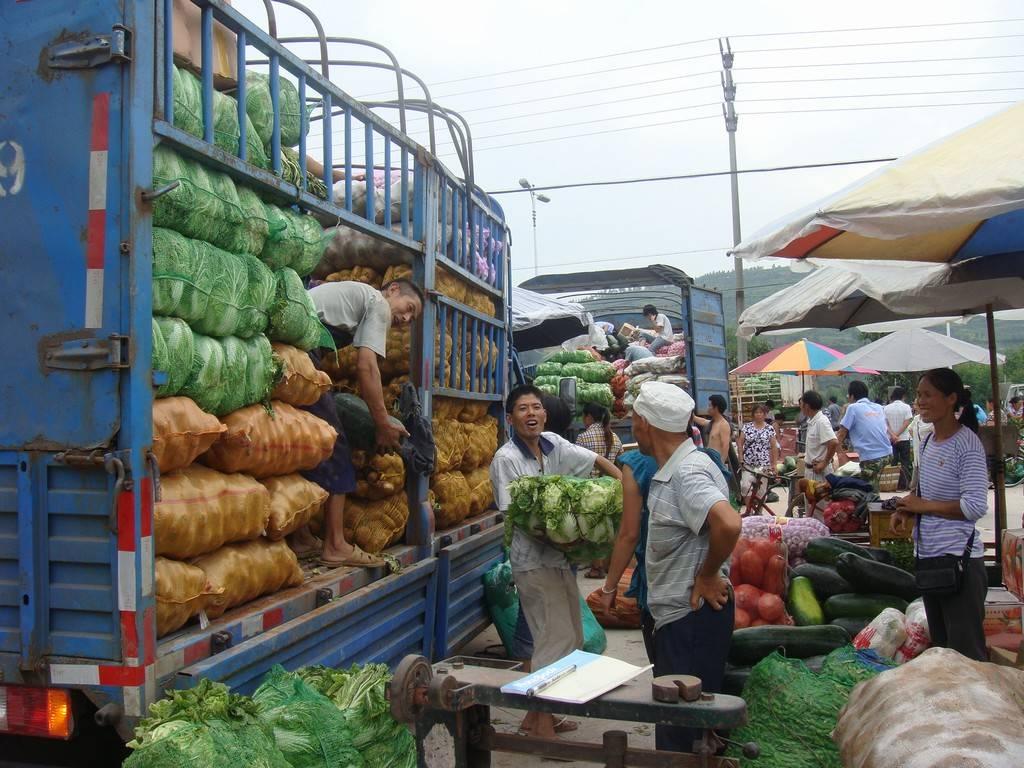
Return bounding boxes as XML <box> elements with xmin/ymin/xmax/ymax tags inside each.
<box><xmin>913</xmin><ymin>435</ymin><xmax>976</xmax><ymax>596</ymax></box>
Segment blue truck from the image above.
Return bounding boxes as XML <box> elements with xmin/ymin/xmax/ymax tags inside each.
<box><xmin>0</xmin><ymin>0</ymin><xmax>509</xmax><ymax>759</ymax></box>
<box><xmin>519</xmin><ymin>264</ymin><xmax>730</xmax><ymax>434</ymax></box>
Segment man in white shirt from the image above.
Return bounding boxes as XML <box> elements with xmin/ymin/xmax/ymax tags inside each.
<box><xmin>801</xmin><ymin>390</ymin><xmax>838</xmax><ymax>483</ymax></box>
<box><xmin>884</xmin><ymin>387</ymin><xmax>914</xmax><ymax>490</ymax></box>
<box><xmin>490</xmin><ymin>385</ymin><xmax>621</xmax><ymax>739</ymax></box>
<box><xmin>640</xmin><ymin>303</ymin><xmax>673</xmax><ymax>355</ymax></box>
<box><xmin>292</xmin><ymin>279</ymin><xmax>423</xmax><ymax>568</ymax></box>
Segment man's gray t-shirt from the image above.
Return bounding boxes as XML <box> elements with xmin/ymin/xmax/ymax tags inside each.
<box><xmin>490</xmin><ymin>432</ymin><xmax>597</xmax><ymax>572</ymax></box>
<box><xmin>308</xmin><ymin>281</ymin><xmax>391</xmax><ymax>356</ymax></box>
<box><xmin>646</xmin><ymin>440</ymin><xmax>730</xmax><ymax>630</ymax></box>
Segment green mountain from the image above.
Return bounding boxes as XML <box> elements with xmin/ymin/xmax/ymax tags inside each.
<box><xmin>693</xmin><ymin>265</ymin><xmax>1024</xmax><ymax>353</ymax></box>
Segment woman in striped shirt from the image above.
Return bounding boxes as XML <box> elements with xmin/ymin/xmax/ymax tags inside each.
<box><xmin>891</xmin><ymin>368</ymin><xmax>988</xmax><ymax>660</ymax></box>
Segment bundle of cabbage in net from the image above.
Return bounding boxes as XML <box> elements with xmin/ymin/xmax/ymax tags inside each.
<box><xmin>505</xmin><ymin>475</ymin><xmax>622</xmax><ymax>563</ymax></box>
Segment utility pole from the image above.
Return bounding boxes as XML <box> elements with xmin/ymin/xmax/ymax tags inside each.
<box><xmin>721</xmin><ymin>37</ymin><xmax>746</xmax><ymax>364</ymax></box>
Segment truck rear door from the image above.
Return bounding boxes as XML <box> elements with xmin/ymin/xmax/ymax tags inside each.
<box><xmin>684</xmin><ymin>286</ymin><xmax>730</xmax><ymax>409</ymax></box>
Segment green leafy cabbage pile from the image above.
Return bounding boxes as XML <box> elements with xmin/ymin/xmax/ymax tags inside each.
<box><xmin>505</xmin><ymin>475</ymin><xmax>622</xmax><ymax>562</ymax></box>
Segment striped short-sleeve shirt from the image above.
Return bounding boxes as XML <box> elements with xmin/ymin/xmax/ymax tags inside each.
<box><xmin>916</xmin><ymin>426</ymin><xmax>987</xmax><ymax>558</ymax></box>
<box><xmin>646</xmin><ymin>441</ymin><xmax>730</xmax><ymax>630</ymax></box>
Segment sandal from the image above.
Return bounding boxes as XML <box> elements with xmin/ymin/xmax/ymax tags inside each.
<box><xmin>552</xmin><ymin>717</ymin><xmax>578</xmax><ymax>734</ymax></box>
<box><xmin>320</xmin><ymin>545</ymin><xmax>385</xmax><ymax>569</ymax></box>
<box><xmin>584</xmin><ymin>567</ymin><xmax>605</xmax><ymax>579</ymax></box>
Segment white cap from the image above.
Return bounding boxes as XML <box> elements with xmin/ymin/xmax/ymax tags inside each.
<box><xmin>633</xmin><ymin>381</ymin><xmax>695</xmax><ymax>433</ymax></box>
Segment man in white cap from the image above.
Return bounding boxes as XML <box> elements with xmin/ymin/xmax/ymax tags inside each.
<box><xmin>632</xmin><ymin>381</ymin><xmax>741</xmax><ymax>754</ymax></box>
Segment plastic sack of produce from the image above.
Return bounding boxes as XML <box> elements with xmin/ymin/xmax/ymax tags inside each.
<box><xmin>624</xmin><ymin>355</ymin><xmax>684</xmax><ymax>377</ymax></box>
<box><xmin>353</xmin><ymin>452</ymin><xmax>405</xmax><ymax>501</ymax></box>
<box><xmin>893</xmin><ymin>599</ymin><xmax>930</xmax><ymax>664</ymax></box>
<box><xmin>268</xmin><ymin>268</ymin><xmax>327</xmax><ymax>351</ymax></box>
<box><xmin>228</xmin><ymin>185</ymin><xmax>271</xmax><ymax>256</ymax></box>
<box><xmin>154</xmin><ymin>316</ymin><xmax>195</xmax><ymax>398</ymax></box>
<box><xmin>432</xmin><ymin>471</ymin><xmax>472</xmax><ymax>528</ymax></box>
<box><xmin>193</xmin><ymin>539</ymin><xmax>303</xmax><ymax>618</ymax></box>
<box><xmin>731</xmin><ymin>521</ymin><xmax>791</xmax><ymax>628</ymax></box>
<box><xmin>253</xmin><ymin>667</ymin><xmax>361</xmax><ymax>768</ymax></box>
<box><xmin>773</xmin><ymin>516</ymin><xmax>830</xmax><ymax>565</ymax></box>
<box><xmin>152</xmin><ymin>396</ymin><xmax>226</xmax><ymax>473</ymax></box>
<box><xmin>505</xmin><ymin>475</ymin><xmax>623</xmax><ymax>563</ymax></box>
<box><xmin>531</xmin><ymin>375</ymin><xmax>561</xmax><ymax>388</ymax></box>
<box><xmin>295</xmin><ymin>664</ymin><xmax>416</xmax><ymax>768</ymax></box>
<box><xmin>464</xmin><ymin>467</ymin><xmax>494</xmax><ymax>517</ymax></box>
<box><xmin>853</xmin><ymin>607</ymin><xmax>908</xmax><ymax>660</ymax></box>
<box><xmin>180</xmin><ymin>333</ymin><xmax>276</xmax><ymax>416</ymax></box>
<box><xmin>577</xmin><ymin>382</ymin><xmax>614</xmax><ymax>408</ymax></box>
<box><xmin>728</xmin><ymin>648</ymin><xmax>893</xmax><ymax>768</ymax></box>
<box><xmin>824</xmin><ymin>499</ymin><xmax>860</xmax><ymax>533</ymax></box>
<box><xmin>546</xmin><ymin>349</ymin><xmax>594</xmax><ymax>365</ymax></box>
<box><xmin>461</xmin><ymin>417</ymin><xmax>498</xmax><ymax>472</ymax></box>
<box><xmin>245</xmin><ymin>71</ymin><xmax>305</xmax><ymax>149</ymax></box>
<box><xmin>201</xmin><ymin>401</ymin><xmax>337</xmax><ymax>478</ymax></box>
<box><xmin>586</xmin><ymin>567</ymin><xmax>642</xmax><ymax>630</ymax></box>
<box><xmin>835</xmin><ymin>647</ymin><xmax>1024</xmax><ymax>768</ymax></box>
<box><xmin>271</xmin><ymin>343</ymin><xmax>331</xmax><ymax>406</ymax></box>
<box><xmin>343</xmin><ymin>493</ymin><xmax>409</xmax><ymax>554</ymax></box>
<box><xmin>124</xmin><ymin>680</ymin><xmax>289</xmax><ymax>768</ymax></box>
<box><xmin>578</xmin><ymin>361</ymin><xmax>616</xmax><ymax>383</ymax></box>
<box><xmin>155</xmin><ymin>465</ymin><xmax>270</xmax><ymax>560</ymax></box>
<box><xmin>261</xmin><ymin>474</ymin><xmax>328</xmax><ymax>540</ymax></box>
<box><xmin>155</xmin><ymin>557</ymin><xmax>220</xmax><ymax>637</ymax></box>
<box><xmin>433</xmin><ymin>418</ymin><xmax>466</xmax><ymax>473</ymax></box>
<box><xmin>151</xmin><ymin>146</ymin><xmax>247</xmax><ymax>252</ymax></box>
<box><xmin>535</xmin><ymin>361</ymin><xmax>563</xmax><ymax>377</ymax></box>
<box><xmin>181</xmin><ymin>332</ymin><xmax>227</xmax><ymax>414</ymax></box>
<box><xmin>260</xmin><ymin>204</ymin><xmax>325</xmax><ymax>276</ymax></box>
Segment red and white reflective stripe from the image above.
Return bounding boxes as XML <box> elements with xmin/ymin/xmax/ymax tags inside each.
<box><xmin>85</xmin><ymin>92</ymin><xmax>110</xmax><ymax>329</ymax></box>
<box><xmin>49</xmin><ymin>664</ymin><xmax>155</xmax><ymax>718</ymax></box>
<box><xmin>116</xmin><ymin>489</ymin><xmax>136</xmax><ymax>612</ymax></box>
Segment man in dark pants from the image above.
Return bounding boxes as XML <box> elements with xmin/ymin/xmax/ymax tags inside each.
<box><xmin>632</xmin><ymin>382</ymin><xmax>742</xmax><ymax>754</ymax></box>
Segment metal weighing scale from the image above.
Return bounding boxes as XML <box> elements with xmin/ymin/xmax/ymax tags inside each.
<box><xmin>388</xmin><ymin>655</ymin><xmax>759</xmax><ymax>767</ymax></box>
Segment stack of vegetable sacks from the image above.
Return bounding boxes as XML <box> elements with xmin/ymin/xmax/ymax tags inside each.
<box><xmin>151</xmin><ymin>71</ymin><xmax>334</xmax><ymax>636</ymax></box>
<box><xmin>533</xmin><ymin>351</ymin><xmax>615</xmax><ymax>413</ymax></box>
<box><xmin>505</xmin><ymin>475</ymin><xmax>623</xmax><ymax>563</ymax></box>
<box><xmin>431</xmin><ymin>397</ymin><xmax>499</xmax><ymax>530</ymax></box>
<box><xmin>621</xmin><ymin>354</ymin><xmax>689</xmax><ymax>413</ymax></box>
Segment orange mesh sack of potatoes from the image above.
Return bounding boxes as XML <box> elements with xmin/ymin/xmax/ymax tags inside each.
<box><xmin>457</xmin><ymin>401</ymin><xmax>490</xmax><ymax>424</ymax></box>
<box><xmin>155</xmin><ymin>465</ymin><xmax>270</xmax><ymax>560</ymax></box>
<box><xmin>435</xmin><ymin>265</ymin><xmax>468</xmax><ymax>305</ymax></box>
<box><xmin>152</xmin><ymin>397</ymin><xmax>226</xmax><ymax>474</ymax></box>
<box><xmin>354</xmin><ymin>452</ymin><xmax>405</xmax><ymax>501</ymax></box>
<box><xmin>461</xmin><ymin>416</ymin><xmax>498</xmax><ymax>472</ymax></box>
<box><xmin>261</xmin><ymin>474</ymin><xmax>328</xmax><ymax>540</ymax></box>
<box><xmin>431</xmin><ymin>471</ymin><xmax>471</xmax><ymax>528</ymax></box>
<box><xmin>383</xmin><ymin>264</ymin><xmax>412</xmax><ymax>284</ymax></box>
<box><xmin>201</xmin><ymin>401</ymin><xmax>336</xmax><ymax>478</ymax></box>
<box><xmin>432</xmin><ymin>396</ymin><xmax>458</xmax><ymax>421</ymax></box>
<box><xmin>155</xmin><ymin>556</ymin><xmax>221</xmax><ymax>637</ymax></box>
<box><xmin>433</xmin><ymin>418</ymin><xmax>466</xmax><ymax>473</ymax></box>
<box><xmin>464</xmin><ymin>467</ymin><xmax>494</xmax><ymax>517</ymax></box>
<box><xmin>192</xmin><ymin>538</ymin><xmax>304</xmax><ymax>619</ymax></box>
<box><xmin>271</xmin><ymin>343</ymin><xmax>331</xmax><ymax>407</ymax></box>
<box><xmin>343</xmin><ymin>493</ymin><xmax>410</xmax><ymax>554</ymax></box>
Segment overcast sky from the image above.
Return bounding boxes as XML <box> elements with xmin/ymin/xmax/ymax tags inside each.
<box><xmin>234</xmin><ymin>0</ymin><xmax>1023</xmax><ymax>286</ymax></box>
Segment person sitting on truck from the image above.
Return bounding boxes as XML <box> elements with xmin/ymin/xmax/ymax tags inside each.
<box><xmin>631</xmin><ymin>381</ymin><xmax>741</xmax><ymax>754</ymax></box>
<box><xmin>288</xmin><ymin>278</ymin><xmax>423</xmax><ymax>568</ymax></box>
<box><xmin>624</xmin><ymin>342</ymin><xmax>655</xmax><ymax>363</ymax></box>
<box><xmin>693</xmin><ymin>395</ymin><xmax>732</xmax><ymax>466</ymax></box>
<box><xmin>639</xmin><ymin>304</ymin><xmax>673</xmax><ymax>355</ymax></box>
<box><xmin>490</xmin><ymin>385</ymin><xmax>621</xmax><ymax>740</ymax></box>
<box><xmin>835</xmin><ymin>380</ymin><xmax>893</xmax><ymax>492</ymax></box>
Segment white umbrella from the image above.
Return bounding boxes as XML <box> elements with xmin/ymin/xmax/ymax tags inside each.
<box><xmin>857</xmin><ymin>308</ymin><xmax>1024</xmax><ymax>334</ymax></box>
<box><xmin>823</xmin><ymin>327</ymin><xmax>1006</xmax><ymax>372</ymax></box>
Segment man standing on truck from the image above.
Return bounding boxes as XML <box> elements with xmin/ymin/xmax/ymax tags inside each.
<box><xmin>289</xmin><ymin>278</ymin><xmax>423</xmax><ymax>568</ymax></box>
<box><xmin>639</xmin><ymin>304</ymin><xmax>673</xmax><ymax>355</ymax></box>
<box><xmin>632</xmin><ymin>381</ymin><xmax>741</xmax><ymax>754</ymax></box>
<box><xmin>835</xmin><ymin>380</ymin><xmax>893</xmax><ymax>491</ymax></box>
<box><xmin>491</xmin><ymin>384</ymin><xmax>621</xmax><ymax>739</ymax></box>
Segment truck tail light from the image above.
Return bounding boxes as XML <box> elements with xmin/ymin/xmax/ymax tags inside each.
<box><xmin>0</xmin><ymin>686</ymin><xmax>73</xmax><ymax>739</ymax></box>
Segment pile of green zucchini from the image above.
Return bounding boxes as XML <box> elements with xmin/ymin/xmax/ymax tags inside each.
<box><xmin>724</xmin><ymin>537</ymin><xmax>920</xmax><ymax>696</ymax></box>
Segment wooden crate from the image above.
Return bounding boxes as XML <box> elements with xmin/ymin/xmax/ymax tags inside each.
<box><xmin>869</xmin><ymin>505</ymin><xmax>913</xmax><ymax>548</ymax></box>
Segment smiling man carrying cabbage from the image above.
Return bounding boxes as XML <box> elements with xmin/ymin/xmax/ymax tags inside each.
<box><xmin>490</xmin><ymin>384</ymin><xmax>621</xmax><ymax>740</ymax></box>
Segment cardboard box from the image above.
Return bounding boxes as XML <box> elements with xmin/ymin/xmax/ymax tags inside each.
<box><xmin>984</xmin><ymin>588</ymin><xmax>1024</xmax><ymax>637</ymax></box>
<box><xmin>1001</xmin><ymin>529</ymin><xmax>1024</xmax><ymax>601</ymax></box>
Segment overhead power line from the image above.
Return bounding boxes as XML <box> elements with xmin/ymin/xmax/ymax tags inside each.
<box><xmin>729</xmin><ymin>17</ymin><xmax>1024</xmax><ymax>39</ymax></box>
<box><xmin>745</xmin><ymin>98</ymin><xmax>1018</xmax><ymax>116</ymax></box>
<box><xmin>510</xmin><ymin>247</ymin><xmax>732</xmax><ymax>272</ymax></box>
<box><xmin>743</xmin><ymin>85</ymin><xmax>1024</xmax><ymax>103</ymax></box>
<box><xmin>487</xmin><ymin>157</ymin><xmax>898</xmax><ymax>195</ymax></box>
<box><xmin>737</xmin><ymin>52</ymin><xmax>1024</xmax><ymax>71</ymax></box>
<box><xmin>737</xmin><ymin>32</ymin><xmax>1024</xmax><ymax>54</ymax></box>
<box><xmin>742</xmin><ymin>68</ymin><xmax>1024</xmax><ymax>85</ymax></box>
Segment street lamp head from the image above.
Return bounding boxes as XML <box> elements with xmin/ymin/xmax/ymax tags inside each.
<box><xmin>518</xmin><ymin>178</ymin><xmax>531</xmax><ymax>189</ymax></box>
<box><xmin>536</xmin><ymin>193</ymin><xmax>551</xmax><ymax>203</ymax></box>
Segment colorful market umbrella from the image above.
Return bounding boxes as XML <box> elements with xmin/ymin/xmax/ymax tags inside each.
<box><xmin>731</xmin><ymin>339</ymin><xmax>875</xmax><ymax>376</ymax></box>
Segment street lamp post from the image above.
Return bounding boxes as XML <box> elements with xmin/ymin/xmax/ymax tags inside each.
<box><xmin>519</xmin><ymin>177</ymin><xmax>550</xmax><ymax>276</ymax></box>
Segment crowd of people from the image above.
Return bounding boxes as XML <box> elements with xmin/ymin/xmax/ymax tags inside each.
<box><xmin>489</xmin><ymin>368</ymin><xmax>992</xmax><ymax>754</ymax></box>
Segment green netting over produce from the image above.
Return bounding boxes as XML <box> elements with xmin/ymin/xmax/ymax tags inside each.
<box><xmin>152</xmin><ymin>317</ymin><xmax>169</xmax><ymax>389</ymax></box>
<box><xmin>125</xmin><ymin>679</ymin><xmax>288</xmax><ymax>768</ymax></box>
<box><xmin>560</xmin><ymin>363</ymin><xmax>587</xmax><ymax>379</ymax></box>
<box><xmin>152</xmin><ymin>146</ymin><xmax>247</xmax><ymax>253</ymax></box>
<box><xmin>546</xmin><ymin>350</ymin><xmax>594</xmax><ymax>364</ymax></box>
<box><xmin>531</xmin><ymin>375</ymin><xmax>561</xmax><ymax>387</ymax></box>
<box><xmin>578</xmin><ymin>361</ymin><xmax>615</xmax><ymax>383</ymax></box>
<box><xmin>281</xmin><ymin>147</ymin><xmax>329</xmax><ymax>199</ymax></box>
<box><xmin>268</xmin><ymin>268</ymin><xmax>328</xmax><ymax>351</ymax></box>
<box><xmin>727</xmin><ymin>649</ymin><xmax>894</xmax><ymax>768</ymax></box>
<box><xmin>537</xmin><ymin>384</ymin><xmax>557</xmax><ymax>396</ymax></box>
<box><xmin>577</xmin><ymin>382</ymin><xmax>614</xmax><ymax>408</ymax></box>
<box><xmin>535</xmin><ymin>361</ymin><xmax>563</xmax><ymax>377</ymax></box>
<box><xmin>253</xmin><ymin>666</ymin><xmax>363</xmax><ymax>768</ymax></box>
<box><xmin>245</xmin><ymin>72</ymin><xmax>305</xmax><ymax>149</ymax></box>
<box><xmin>152</xmin><ymin>228</ymin><xmax>274</xmax><ymax>339</ymax></box>
<box><xmin>296</xmin><ymin>665</ymin><xmax>415</xmax><ymax>768</ymax></box>
<box><xmin>179</xmin><ymin>333</ymin><xmax>276</xmax><ymax>416</ymax></box>
<box><xmin>228</xmin><ymin>185</ymin><xmax>271</xmax><ymax>256</ymax></box>
<box><xmin>172</xmin><ymin>67</ymin><xmax>268</xmax><ymax>169</ymax></box>
<box><xmin>155</xmin><ymin>317</ymin><xmax>195</xmax><ymax>398</ymax></box>
<box><xmin>260</xmin><ymin>204</ymin><xmax>326</xmax><ymax>277</ymax></box>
